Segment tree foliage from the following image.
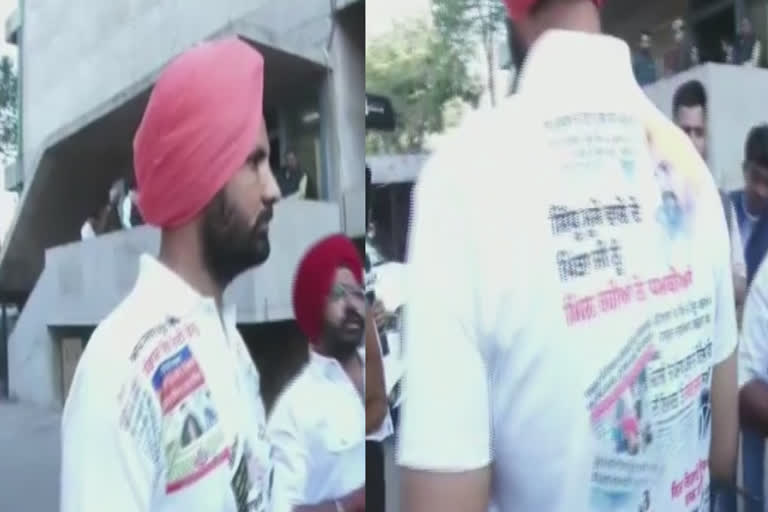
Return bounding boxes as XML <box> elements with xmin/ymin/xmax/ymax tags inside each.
<box><xmin>366</xmin><ymin>19</ymin><xmax>481</xmax><ymax>154</ymax></box>
<box><xmin>0</xmin><ymin>56</ymin><xmax>18</xmax><ymax>169</ymax></box>
<box><xmin>433</xmin><ymin>0</ymin><xmax>507</xmax><ymax>106</ymax></box>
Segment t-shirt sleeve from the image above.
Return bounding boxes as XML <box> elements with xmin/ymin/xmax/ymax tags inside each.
<box><xmin>61</xmin><ymin>360</ymin><xmax>161</xmax><ymax>512</ymax></box>
<box><xmin>740</xmin><ymin>268</ymin><xmax>768</xmax><ymax>386</ymax></box>
<box><xmin>396</xmin><ymin>155</ymin><xmax>492</xmax><ymax>472</ymax></box>
<box><xmin>266</xmin><ymin>386</ymin><xmax>310</xmax><ymax>509</ymax></box>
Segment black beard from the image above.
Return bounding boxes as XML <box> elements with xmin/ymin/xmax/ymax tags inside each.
<box><xmin>506</xmin><ymin>17</ymin><xmax>529</xmax><ymax>90</ymax></box>
<box><xmin>201</xmin><ymin>189</ymin><xmax>272</xmax><ymax>288</ymax></box>
<box><xmin>321</xmin><ymin>310</ymin><xmax>364</xmax><ymax>362</ymax></box>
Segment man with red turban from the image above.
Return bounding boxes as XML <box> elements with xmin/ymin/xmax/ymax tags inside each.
<box><xmin>61</xmin><ymin>38</ymin><xmax>282</xmax><ymax>512</ymax></box>
<box><xmin>268</xmin><ymin>234</ymin><xmax>368</xmax><ymax>512</ymax></box>
<box><xmin>397</xmin><ymin>0</ymin><xmax>738</xmax><ymax>511</ymax></box>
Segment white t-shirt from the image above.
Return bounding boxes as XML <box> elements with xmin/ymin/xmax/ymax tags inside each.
<box><xmin>397</xmin><ymin>30</ymin><xmax>737</xmax><ymax>512</ymax></box>
<box><xmin>61</xmin><ymin>255</ymin><xmax>274</xmax><ymax>512</ymax></box>
<box><xmin>740</xmin><ymin>256</ymin><xmax>768</xmax><ymax>386</ymax></box>
<box><xmin>267</xmin><ymin>351</ymin><xmax>365</xmax><ymax>509</ymax></box>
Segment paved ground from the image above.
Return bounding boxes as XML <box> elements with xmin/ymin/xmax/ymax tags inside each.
<box><xmin>0</xmin><ymin>400</ymin><xmax>61</xmax><ymax>512</ymax></box>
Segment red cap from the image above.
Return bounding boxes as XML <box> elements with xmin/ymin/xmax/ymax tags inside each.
<box><xmin>503</xmin><ymin>0</ymin><xmax>604</xmax><ymax>20</ymax></box>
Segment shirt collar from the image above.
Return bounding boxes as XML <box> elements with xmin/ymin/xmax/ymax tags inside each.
<box><xmin>135</xmin><ymin>254</ymin><xmax>238</xmax><ymax>328</ymax></box>
<box><xmin>309</xmin><ymin>348</ymin><xmax>364</xmax><ymax>381</ymax></box>
<box><xmin>517</xmin><ymin>30</ymin><xmax>638</xmax><ymax>97</ymax></box>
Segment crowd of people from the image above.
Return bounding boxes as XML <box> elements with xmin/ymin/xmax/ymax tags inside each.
<box><xmin>632</xmin><ymin>16</ymin><xmax>762</xmax><ymax>86</ymax></box>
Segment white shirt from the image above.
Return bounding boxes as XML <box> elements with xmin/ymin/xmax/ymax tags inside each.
<box><xmin>61</xmin><ymin>255</ymin><xmax>274</xmax><ymax>512</ymax></box>
<box><xmin>740</xmin><ymin>257</ymin><xmax>768</xmax><ymax>387</ymax></box>
<box><xmin>81</xmin><ymin>220</ymin><xmax>96</xmax><ymax>240</ymax></box>
<box><xmin>267</xmin><ymin>351</ymin><xmax>365</xmax><ymax>509</ymax></box>
<box><xmin>397</xmin><ymin>30</ymin><xmax>737</xmax><ymax>512</ymax></box>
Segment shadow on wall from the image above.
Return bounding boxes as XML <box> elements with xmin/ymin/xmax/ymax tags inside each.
<box><xmin>240</xmin><ymin>320</ymin><xmax>309</xmax><ymax>416</ymax></box>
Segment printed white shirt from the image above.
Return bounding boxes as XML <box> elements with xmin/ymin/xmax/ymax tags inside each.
<box><xmin>267</xmin><ymin>351</ymin><xmax>365</xmax><ymax>509</ymax></box>
<box><xmin>397</xmin><ymin>30</ymin><xmax>737</xmax><ymax>512</ymax></box>
<box><xmin>61</xmin><ymin>255</ymin><xmax>274</xmax><ymax>512</ymax></box>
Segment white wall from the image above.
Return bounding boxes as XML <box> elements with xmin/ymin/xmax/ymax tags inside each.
<box><xmin>21</xmin><ymin>0</ymin><xmax>335</xmax><ymax>182</ymax></box>
<box><xmin>643</xmin><ymin>63</ymin><xmax>768</xmax><ymax>192</ymax></box>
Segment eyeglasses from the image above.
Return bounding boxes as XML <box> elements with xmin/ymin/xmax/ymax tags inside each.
<box><xmin>329</xmin><ymin>283</ymin><xmax>365</xmax><ymax>302</ymax></box>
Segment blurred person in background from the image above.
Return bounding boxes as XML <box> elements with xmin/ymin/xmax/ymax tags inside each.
<box><xmin>276</xmin><ymin>150</ymin><xmax>317</xmax><ymax>200</ymax></box>
<box><xmin>632</xmin><ymin>30</ymin><xmax>657</xmax><ymax>86</ymax></box>
<box><xmin>666</xmin><ymin>18</ymin><xmax>699</xmax><ymax>74</ymax></box>
<box><xmin>731</xmin><ymin>125</ymin><xmax>768</xmax><ymax>512</ymax></box>
<box><xmin>732</xmin><ymin>125</ymin><xmax>768</xmax><ymax>283</ymax></box>
<box><xmin>61</xmin><ymin>39</ymin><xmax>282</xmax><ymax>512</ymax></box>
<box><xmin>268</xmin><ymin>234</ymin><xmax>368</xmax><ymax>512</ymax></box>
<box><xmin>397</xmin><ymin>1</ymin><xmax>738</xmax><ymax>511</ymax></box>
<box><xmin>672</xmin><ymin>80</ymin><xmax>746</xmax><ymax>322</ymax></box>
<box><xmin>734</xmin><ymin>16</ymin><xmax>762</xmax><ymax>67</ymax></box>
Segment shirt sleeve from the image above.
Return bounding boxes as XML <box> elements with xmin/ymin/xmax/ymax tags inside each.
<box><xmin>60</xmin><ymin>361</ymin><xmax>160</xmax><ymax>512</ymax></box>
<box><xmin>740</xmin><ymin>267</ymin><xmax>768</xmax><ymax>386</ymax></box>
<box><xmin>396</xmin><ymin>153</ymin><xmax>492</xmax><ymax>472</ymax></box>
<box><xmin>267</xmin><ymin>386</ymin><xmax>310</xmax><ymax>509</ymax></box>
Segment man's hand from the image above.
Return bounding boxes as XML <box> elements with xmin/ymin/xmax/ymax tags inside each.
<box><xmin>372</xmin><ymin>300</ymin><xmax>389</xmax><ymax>332</ymax></box>
<box><xmin>339</xmin><ymin>486</ymin><xmax>365</xmax><ymax>512</ymax></box>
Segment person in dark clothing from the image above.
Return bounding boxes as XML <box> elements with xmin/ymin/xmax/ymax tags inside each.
<box><xmin>665</xmin><ymin>18</ymin><xmax>698</xmax><ymax>75</ymax></box>
<box><xmin>632</xmin><ymin>31</ymin><xmax>657</xmax><ymax>86</ymax></box>
<box><xmin>732</xmin><ymin>125</ymin><xmax>768</xmax><ymax>284</ymax></box>
<box><xmin>734</xmin><ymin>17</ymin><xmax>762</xmax><ymax>67</ymax></box>
<box><xmin>275</xmin><ymin>151</ymin><xmax>317</xmax><ymax>200</ymax></box>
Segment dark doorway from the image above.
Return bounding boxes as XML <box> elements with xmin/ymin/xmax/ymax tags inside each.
<box><xmin>692</xmin><ymin>3</ymin><xmax>736</xmax><ymax>63</ymax></box>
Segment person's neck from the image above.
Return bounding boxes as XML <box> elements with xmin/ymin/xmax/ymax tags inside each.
<box><xmin>159</xmin><ymin>234</ymin><xmax>223</xmax><ymax>311</ymax></box>
<box><xmin>531</xmin><ymin>1</ymin><xmax>601</xmax><ymax>37</ymax></box>
<box><xmin>315</xmin><ymin>341</ymin><xmax>359</xmax><ymax>372</ymax></box>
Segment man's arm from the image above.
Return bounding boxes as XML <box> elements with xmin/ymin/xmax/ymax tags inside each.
<box><xmin>710</xmin><ymin>190</ymin><xmax>740</xmax><ymax>484</ymax></box>
<box><xmin>397</xmin><ymin>154</ymin><xmax>492</xmax><ymax>512</ymax></box>
<box><xmin>365</xmin><ymin>307</ymin><xmax>388</xmax><ymax>435</ymax></box>
<box><xmin>61</xmin><ymin>365</ymin><xmax>159</xmax><ymax>512</ymax></box>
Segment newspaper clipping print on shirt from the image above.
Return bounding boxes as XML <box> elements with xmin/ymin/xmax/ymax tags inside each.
<box><xmin>545</xmin><ymin>110</ymin><xmax>718</xmax><ymax>512</ymax></box>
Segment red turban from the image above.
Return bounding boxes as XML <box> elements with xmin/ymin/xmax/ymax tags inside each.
<box><xmin>503</xmin><ymin>0</ymin><xmax>604</xmax><ymax>20</ymax></box>
<box><xmin>292</xmin><ymin>234</ymin><xmax>364</xmax><ymax>343</ymax></box>
<box><xmin>133</xmin><ymin>38</ymin><xmax>265</xmax><ymax>228</ymax></box>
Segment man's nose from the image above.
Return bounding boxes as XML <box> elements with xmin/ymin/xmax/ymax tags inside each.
<box><xmin>263</xmin><ymin>166</ymin><xmax>282</xmax><ymax>204</ymax></box>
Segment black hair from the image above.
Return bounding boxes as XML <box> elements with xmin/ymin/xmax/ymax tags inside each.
<box><xmin>640</xmin><ymin>30</ymin><xmax>651</xmax><ymax>37</ymax></box>
<box><xmin>672</xmin><ymin>80</ymin><xmax>707</xmax><ymax>115</ymax></box>
<box><xmin>745</xmin><ymin>124</ymin><xmax>768</xmax><ymax>167</ymax></box>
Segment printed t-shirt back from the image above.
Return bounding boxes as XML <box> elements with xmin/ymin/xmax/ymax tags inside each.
<box><xmin>397</xmin><ymin>30</ymin><xmax>737</xmax><ymax>512</ymax></box>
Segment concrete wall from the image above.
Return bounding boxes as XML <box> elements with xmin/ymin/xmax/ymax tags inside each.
<box><xmin>10</xmin><ymin>199</ymin><xmax>341</xmax><ymax>408</ymax></box>
<box><xmin>643</xmin><ymin>63</ymin><xmax>768</xmax><ymax>192</ymax></box>
<box><xmin>20</xmin><ymin>0</ymin><xmax>337</xmax><ymax>180</ymax></box>
<box><xmin>323</xmin><ymin>5</ymin><xmax>365</xmax><ymax>237</ymax></box>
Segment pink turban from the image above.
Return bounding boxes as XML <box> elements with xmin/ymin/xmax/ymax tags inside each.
<box><xmin>292</xmin><ymin>235</ymin><xmax>364</xmax><ymax>344</ymax></box>
<box><xmin>133</xmin><ymin>38</ymin><xmax>265</xmax><ymax>228</ymax></box>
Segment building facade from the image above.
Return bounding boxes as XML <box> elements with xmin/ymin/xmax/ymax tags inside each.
<box><xmin>2</xmin><ymin>0</ymin><xmax>364</xmax><ymax>408</ymax></box>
